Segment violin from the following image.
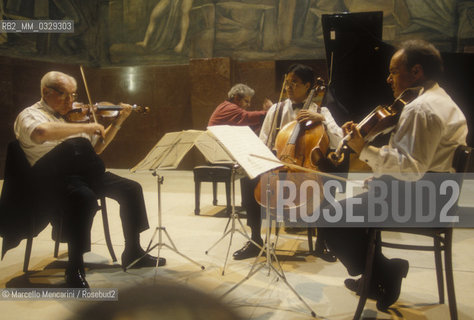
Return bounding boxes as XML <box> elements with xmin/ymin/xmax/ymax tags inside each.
<box><xmin>63</xmin><ymin>102</ymin><xmax>149</xmax><ymax>123</ymax></box>
<box><xmin>328</xmin><ymin>86</ymin><xmax>422</xmax><ymax>165</ymax></box>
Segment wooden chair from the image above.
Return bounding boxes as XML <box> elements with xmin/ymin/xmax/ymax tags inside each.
<box><xmin>0</xmin><ymin>140</ymin><xmax>116</xmax><ymax>273</ymax></box>
<box><xmin>353</xmin><ymin>145</ymin><xmax>473</xmax><ymax>320</ymax></box>
<box><xmin>23</xmin><ymin>196</ymin><xmax>117</xmax><ymax>272</ymax></box>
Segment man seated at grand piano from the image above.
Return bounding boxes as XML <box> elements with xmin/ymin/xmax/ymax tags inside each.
<box><xmin>208</xmin><ymin>83</ymin><xmax>271</xmax><ymax>133</ymax></box>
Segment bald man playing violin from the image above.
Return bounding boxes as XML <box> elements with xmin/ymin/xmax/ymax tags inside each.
<box><xmin>322</xmin><ymin>40</ymin><xmax>467</xmax><ymax>311</ymax></box>
<box><xmin>13</xmin><ymin>71</ymin><xmax>164</xmax><ymax>288</ymax></box>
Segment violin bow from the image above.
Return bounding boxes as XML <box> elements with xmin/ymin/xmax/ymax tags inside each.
<box><xmin>265</xmin><ymin>73</ymin><xmax>287</xmax><ymax>148</ymax></box>
<box><xmin>79</xmin><ymin>65</ymin><xmax>99</xmax><ymax>124</ymax></box>
<box><xmin>248</xmin><ymin>153</ymin><xmax>360</xmax><ymax>184</ymax></box>
<box><xmin>80</xmin><ymin>65</ymin><xmax>106</xmax><ymax>144</ymax></box>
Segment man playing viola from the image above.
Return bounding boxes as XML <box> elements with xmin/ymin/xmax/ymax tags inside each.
<box><xmin>324</xmin><ymin>40</ymin><xmax>467</xmax><ymax>310</ymax></box>
<box><xmin>13</xmin><ymin>71</ymin><xmax>164</xmax><ymax>288</ymax></box>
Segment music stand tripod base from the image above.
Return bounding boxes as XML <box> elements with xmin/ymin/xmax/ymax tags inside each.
<box><xmin>220</xmin><ymin>177</ymin><xmax>317</xmax><ymax>318</ymax></box>
<box><xmin>205</xmin><ymin>165</ymin><xmax>262</xmax><ymax>275</ymax></box>
<box><xmin>124</xmin><ymin>171</ymin><xmax>205</xmax><ymax>272</ymax></box>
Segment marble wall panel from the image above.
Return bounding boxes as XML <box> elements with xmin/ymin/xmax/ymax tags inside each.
<box><xmin>189</xmin><ymin>57</ymin><xmax>232</xmax><ymax>130</ymax></box>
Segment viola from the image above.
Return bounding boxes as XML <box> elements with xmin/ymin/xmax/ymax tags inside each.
<box><xmin>63</xmin><ymin>102</ymin><xmax>149</xmax><ymax>123</ymax></box>
<box><xmin>328</xmin><ymin>86</ymin><xmax>422</xmax><ymax>165</ymax></box>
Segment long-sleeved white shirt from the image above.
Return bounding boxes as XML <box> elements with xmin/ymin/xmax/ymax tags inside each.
<box><xmin>359</xmin><ymin>83</ymin><xmax>468</xmax><ymax>181</ymax></box>
<box><xmin>259</xmin><ymin>98</ymin><xmax>343</xmax><ymax>149</ymax></box>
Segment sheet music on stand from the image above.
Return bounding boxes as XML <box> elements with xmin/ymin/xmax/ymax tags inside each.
<box><xmin>196</xmin><ymin>125</ymin><xmax>281</xmax><ymax>274</ymax></box>
<box><xmin>206</xmin><ymin>125</ymin><xmax>282</xmax><ymax>179</ymax></box>
<box><xmin>128</xmin><ymin>126</ymin><xmax>284</xmax><ymax>275</ymax></box>
<box><xmin>210</xmin><ymin>125</ymin><xmax>317</xmax><ymax>317</ymax></box>
<box><xmin>131</xmin><ymin>130</ymin><xmax>233</xmax><ymax>173</ymax></box>
<box><xmin>194</xmin><ymin>131</ymin><xmax>235</xmax><ymax>165</ymax></box>
<box><xmin>127</xmin><ymin>129</ymin><xmax>241</xmax><ymax>274</ymax></box>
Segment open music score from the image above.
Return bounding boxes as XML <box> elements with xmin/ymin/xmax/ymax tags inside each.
<box><xmin>207</xmin><ymin>125</ymin><xmax>282</xmax><ymax>179</ymax></box>
<box><xmin>131</xmin><ymin>126</ymin><xmax>282</xmax><ymax>177</ymax></box>
<box><xmin>130</xmin><ymin>130</ymin><xmax>233</xmax><ymax>173</ymax></box>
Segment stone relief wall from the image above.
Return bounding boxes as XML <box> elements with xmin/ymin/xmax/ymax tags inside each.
<box><xmin>0</xmin><ymin>0</ymin><xmax>106</xmax><ymax>63</ymax></box>
<box><xmin>0</xmin><ymin>0</ymin><xmax>473</xmax><ymax>65</ymax></box>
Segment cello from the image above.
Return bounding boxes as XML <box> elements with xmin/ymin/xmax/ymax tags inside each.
<box><xmin>254</xmin><ymin>78</ymin><xmax>330</xmax><ymax>216</ymax></box>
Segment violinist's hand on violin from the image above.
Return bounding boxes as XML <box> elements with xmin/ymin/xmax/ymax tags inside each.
<box><xmin>342</xmin><ymin>121</ymin><xmax>365</xmax><ymax>155</ymax></box>
<box><xmin>296</xmin><ymin>110</ymin><xmax>325</xmax><ymax>123</ymax></box>
<box><xmin>85</xmin><ymin>123</ymin><xmax>105</xmax><ymax>139</ymax></box>
<box><xmin>114</xmin><ymin>103</ymin><xmax>132</xmax><ymax>125</ymax></box>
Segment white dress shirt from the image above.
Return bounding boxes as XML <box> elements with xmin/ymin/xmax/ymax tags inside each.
<box><xmin>359</xmin><ymin>83</ymin><xmax>468</xmax><ymax>181</ymax></box>
<box><xmin>259</xmin><ymin>98</ymin><xmax>343</xmax><ymax>149</ymax></box>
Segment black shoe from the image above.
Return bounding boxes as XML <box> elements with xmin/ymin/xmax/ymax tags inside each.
<box><xmin>284</xmin><ymin>226</ymin><xmax>305</xmax><ymax>235</ymax></box>
<box><xmin>122</xmin><ymin>250</ymin><xmax>166</xmax><ymax>271</ymax></box>
<box><xmin>344</xmin><ymin>278</ymin><xmax>360</xmax><ymax>293</ymax></box>
<box><xmin>233</xmin><ymin>241</ymin><xmax>262</xmax><ymax>260</ymax></box>
<box><xmin>376</xmin><ymin>258</ymin><xmax>409</xmax><ymax>311</ymax></box>
<box><xmin>65</xmin><ymin>267</ymin><xmax>89</xmax><ymax>288</ymax></box>
<box><xmin>314</xmin><ymin>246</ymin><xmax>337</xmax><ymax>263</ymax></box>
<box><xmin>344</xmin><ymin>278</ymin><xmax>381</xmax><ymax>300</ymax></box>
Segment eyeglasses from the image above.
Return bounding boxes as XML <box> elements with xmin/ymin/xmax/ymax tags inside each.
<box><xmin>285</xmin><ymin>80</ymin><xmax>304</xmax><ymax>88</ymax></box>
<box><xmin>47</xmin><ymin>86</ymin><xmax>78</xmax><ymax>101</ymax></box>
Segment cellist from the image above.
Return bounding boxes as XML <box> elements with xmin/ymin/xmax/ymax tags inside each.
<box><xmin>233</xmin><ymin>64</ymin><xmax>344</xmax><ymax>260</ymax></box>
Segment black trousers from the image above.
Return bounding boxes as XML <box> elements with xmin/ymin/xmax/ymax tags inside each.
<box><xmin>32</xmin><ymin>138</ymin><xmax>149</xmax><ymax>255</ymax></box>
<box><xmin>240</xmin><ymin>176</ymin><xmax>261</xmax><ymax>236</ymax></box>
<box><xmin>323</xmin><ymin>174</ymin><xmax>458</xmax><ymax>277</ymax></box>
<box><xmin>60</xmin><ymin>172</ymin><xmax>149</xmax><ymax>254</ymax></box>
